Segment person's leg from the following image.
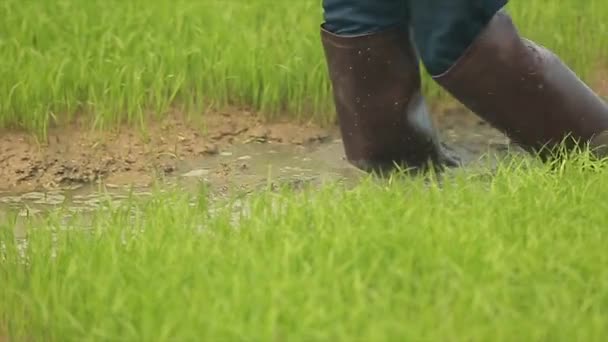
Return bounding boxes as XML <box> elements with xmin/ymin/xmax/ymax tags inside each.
<box><xmin>410</xmin><ymin>0</ymin><xmax>506</xmax><ymax>76</ymax></box>
<box><xmin>323</xmin><ymin>0</ymin><xmax>406</xmax><ymax>35</ymax></box>
<box><xmin>411</xmin><ymin>0</ymin><xmax>608</xmax><ymax>156</ymax></box>
<box><xmin>321</xmin><ymin>0</ymin><xmax>458</xmax><ymax>172</ymax></box>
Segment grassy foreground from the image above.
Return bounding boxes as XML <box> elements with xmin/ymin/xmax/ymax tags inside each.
<box><xmin>2</xmin><ymin>0</ymin><xmax>607</xmax><ymax>134</ymax></box>
<box><xmin>2</xmin><ymin>155</ymin><xmax>608</xmax><ymax>341</ymax></box>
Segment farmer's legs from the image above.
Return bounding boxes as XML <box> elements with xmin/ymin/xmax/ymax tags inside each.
<box><xmin>321</xmin><ymin>0</ymin><xmax>457</xmax><ymax>172</ymax></box>
<box><xmin>409</xmin><ymin>0</ymin><xmax>506</xmax><ymax>75</ymax></box>
<box><xmin>411</xmin><ymin>0</ymin><xmax>608</xmax><ymax>156</ymax></box>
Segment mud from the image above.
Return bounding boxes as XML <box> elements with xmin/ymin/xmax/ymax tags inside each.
<box><xmin>1</xmin><ymin>107</ymin><xmax>509</xmax><ymax>192</ymax></box>
<box><xmin>0</xmin><ymin>109</ymin><xmax>333</xmax><ymax>192</ymax></box>
<box><xmin>0</xmin><ymin>107</ymin><xmax>515</xmax><ymax>218</ymax></box>
<box><xmin>597</xmin><ymin>68</ymin><xmax>608</xmax><ymax>98</ymax></box>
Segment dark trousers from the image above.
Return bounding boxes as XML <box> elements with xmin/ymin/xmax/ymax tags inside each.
<box><xmin>322</xmin><ymin>0</ymin><xmax>507</xmax><ymax>75</ymax></box>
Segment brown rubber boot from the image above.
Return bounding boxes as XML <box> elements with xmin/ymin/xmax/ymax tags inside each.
<box><xmin>433</xmin><ymin>11</ymin><xmax>608</xmax><ymax>158</ymax></box>
<box><xmin>321</xmin><ymin>26</ymin><xmax>459</xmax><ymax>173</ymax></box>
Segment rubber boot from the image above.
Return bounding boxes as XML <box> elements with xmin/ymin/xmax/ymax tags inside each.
<box><xmin>433</xmin><ymin>11</ymin><xmax>608</xmax><ymax>158</ymax></box>
<box><xmin>321</xmin><ymin>26</ymin><xmax>459</xmax><ymax>173</ymax></box>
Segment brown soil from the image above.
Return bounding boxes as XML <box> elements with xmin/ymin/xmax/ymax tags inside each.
<box><xmin>0</xmin><ymin>324</ymin><xmax>7</xmax><ymax>342</ymax></box>
<box><xmin>596</xmin><ymin>68</ymin><xmax>608</xmax><ymax>98</ymax></box>
<box><xmin>0</xmin><ymin>110</ymin><xmax>334</xmax><ymax>192</ymax></box>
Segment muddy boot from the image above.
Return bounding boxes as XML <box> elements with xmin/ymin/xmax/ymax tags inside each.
<box><xmin>321</xmin><ymin>26</ymin><xmax>459</xmax><ymax>173</ymax></box>
<box><xmin>432</xmin><ymin>11</ymin><xmax>608</xmax><ymax>158</ymax></box>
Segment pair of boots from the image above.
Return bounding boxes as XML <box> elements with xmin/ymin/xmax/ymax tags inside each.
<box><xmin>321</xmin><ymin>10</ymin><xmax>608</xmax><ymax>172</ymax></box>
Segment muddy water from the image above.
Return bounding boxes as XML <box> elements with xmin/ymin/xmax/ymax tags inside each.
<box><xmin>0</xmin><ymin>113</ymin><xmax>516</xmax><ymax>219</ymax></box>
<box><xmin>176</xmin><ymin>139</ymin><xmax>365</xmax><ymax>192</ymax></box>
<box><xmin>0</xmin><ymin>140</ymin><xmax>360</xmax><ymax>219</ymax></box>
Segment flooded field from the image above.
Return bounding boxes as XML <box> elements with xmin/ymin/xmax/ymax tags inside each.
<box><xmin>3</xmin><ymin>133</ymin><xmax>607</xmax><ymax>342</ymax></box>
<box><xmin>0</xmin><ymin>109</ymin><xmax>517</xmax><ymax>221</ymax></box>
<box><xmin>3</xmin><ymin>1</ymin><xmax>608</xmax><ymax>340</ymax></box>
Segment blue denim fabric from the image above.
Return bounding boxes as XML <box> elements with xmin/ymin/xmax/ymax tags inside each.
<box><xmin>322</xmin><ymin>0</ymin><xmax>409</xmax><ymax>35</ymax></box>
<box><xmin>322</xmin><ymin>0</ymin><xmax>508</xmax><ymax>75</ymax></box>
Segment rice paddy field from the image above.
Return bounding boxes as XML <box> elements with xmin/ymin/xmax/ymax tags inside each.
<box><xmin>2</xmin><ymin>0</ymin><xmax>608</xmax><ymax>341</ymax></box>
<box><xmin>3</xmin><ymin>156</ymin><xmax>608</xmax><ymax>341</ymax></box>
<box><xmin>1</xmin><ymin>0</ymin><xmax>607</xmax><ymax>134</ymax></box>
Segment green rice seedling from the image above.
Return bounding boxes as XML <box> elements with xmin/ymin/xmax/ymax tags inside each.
<box><xmin>1</xmin><ymin>0</ymin><xmax>606</xmax><ymax>135</ymax></box>
<box><xmin>2</xmin><ymin>154</ymin><xmax>608</xmax><ymax>341</ymax></box>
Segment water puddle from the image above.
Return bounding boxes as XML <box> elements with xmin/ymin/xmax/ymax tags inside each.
<box><xmin>0</xmin><ymin>127</ymin><xmax>524</xmax><ymax>267</ymax></box>
<box><xmin>0</xmin><ymin>116</ymin><xmax>516</xmax><ymax>221</ymax></box>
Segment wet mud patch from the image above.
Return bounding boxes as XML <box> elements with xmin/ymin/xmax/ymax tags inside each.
<box><xmin>0</xmin><ymin>107</ymin><xmax>516</xmax><ymax>218</ymax></box>
<box><xmin>0</xmin><ymin>109</ymin><xmax>333</xmax><ymax>192</ymax></box>
<box><xmin>173</xmin><ymin>108</ymin><xmax>512</xmax><ymax>197</ymax></box>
